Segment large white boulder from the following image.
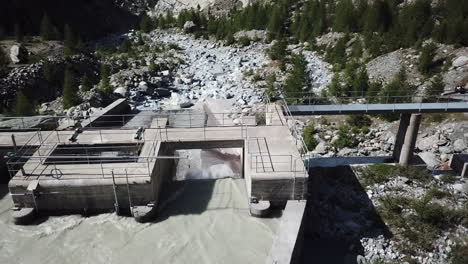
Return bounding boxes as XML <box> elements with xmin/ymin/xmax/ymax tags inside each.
<box><xmin>453</xmin><ymin>56</ymin><xmax>468</xmax><ymax>68</ymax></box>
<box><xmin>10</xmin><ymin>44</ymin><xmax>28</xmax><ymax>64</ymax></box>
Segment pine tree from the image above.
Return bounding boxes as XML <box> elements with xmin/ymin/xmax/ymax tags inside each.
<box><xmin>40</xmin><ymin>13</ymin><xmax>54</xmax><ymax>40</ymax></box>
<box><xmin>268</xmin><ymin>38</ymin><xmax>287</xmax><ymax>61</ymax></box>
<box><xmin>418</xmin><ymin>42</ymin><xmax>437</xmax><ymax>76</ymax></box>
<box><xmin>14</xmin><ymin>23</ymin><xmax>23</xmax><ymax>42</ymax></box>
<box><xmin>326</xmin><ymin>36</ymin><xmax>346</xmax><ymax>66</ymax></box>
<box><xmin>352</xmin><ymin>67</ymin><xmax>370</xmax><ymax>96</ymax></box>
<box><xmin>148</xmin><ymin>58</ymin><xmax>156</xmax><ymax>72</ymax></box>
<box><xmin>351</xmin><ymin>38</ymin><xmax>363</xmax><ymax>58</ymax></box>
<box><xmin>367</xmin><ymin>81</ymin><xmax>382</xmax><ymax>103</ymax></box>
<box><xmin>327</xmin><ymin>74</ymin><xmax>343</xmax><ymax>97</ymax></box>
<box><xmin>140</xmin><ymin>14</ymin><xmax>153</xmax><ymax>33</ymax></box>
<box><xmin>62</xmin><ymin>68</ymin><xmax>80</xmax><ymax>109</ymax></box>
<box><xmin>14</xmin><ymin>91</ymin><xmax>34</xmax><ymax>116</ymax></box>
<box><xmin>64</xmin><ymin>24</ymin><xmax>76</xmax><ymax>56</ymax></box>
<box><xmin>264</xmin><ymin>73</ymin><xmax>277</xmax><ymax>102</ymax></box>
<box><xmin>333</xmin><ymin>0</ymin><xmax>357</xmax><ymax>32</ymax></box>
<box><xmin>99</xmin><ymin>64</ymin><xmax>111</xmax><ymax>94</ymax></box>
<box><xmin>424</xmin><ymin>74</ymin><xmax>444</xmax><ymax>102</ymax></box>
<box><xmin>284</xmin><ymin>53</ymin><xmax>309</xmax><ymax>99</ymax></box>
<box><xmin>81</xmin><ymin>74</ymin><xmax>91</xmax><ymax>92</ymax></box>
<box><xmin>119</xmin><ymin>39</ymin><xmax>132</xmax><ymax>53</ymax></box>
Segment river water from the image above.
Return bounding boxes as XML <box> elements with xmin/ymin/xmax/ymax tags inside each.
<box><xmin>0</xmin><ymin>146</ymin><xmax>279</xmax><ymax>264</ymax></box>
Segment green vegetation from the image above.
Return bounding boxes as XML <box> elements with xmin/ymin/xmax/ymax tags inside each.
<box><xmin>424</xmin><ymin>74</ymin><xmax>444</xmax><ymax>102</ymax></box>
<box><xmin>99</xmin><ymin>64</ymin><xmax>111</xmax><ymax>94</ymax></box>
<box><xmin>346</xmin><ymin>115</ymin><xmax>372</xmax><ymax>129</ymax></box>
<box><xmin>268</xmin><ymin>38</ymin><xmax>287</xmax><ymax>70</ymax></box>
<box><xmin>378</xmin><ymin>191</ymin><xmax>468</xmax><ymax>253</ymax></box>
<box><xmin>64</xmin><ymin>24</ymin><xmax>80</xmax><ymax>56</ymax></box>
<box><xmin>40</xmin><ymin>13</ymin><xmax>60</xmax><ymax>41</ymax></box>
<box><xmin>81</xmin><ymin>74</ymin><xmax>91</xmax><ymax>92</ymax></box>
<box><xmin>303</xmin><ymin>123</ymin><xmax>318</xmax><ymax>150</ymax></box>
<box><xmin>14</xmin><ymin>91</ymin><xmax>34</xmax><ymax>116</ymax></box>
<box><xmin>140</xmin><ymin>14</ymin><xmax>153</xmax><ymax>33</ymax></box>
<box><xmin>451</xmin><ymin>242</ymin><xmax>468</xmax><ymax>264</ymax></box>
<box><xmin>284</xmin><ymin>53</ymin><xmax>308</xmax><ymax>100</ymax></box>
<box><xmin>418</xmin><ymin>42</ymin><xmax>437</xmax><ymax>76</ymax></box>
<box><xmin>357</xmin><ymin>164</ymin><xmax>431</xmax><ymax>187</ymax></box>
<box><xmin>255</xmin><ymin>112</ymin><xmax>266</xmax><ymax>126</ymax></box>
<box><xmin>62</xmin><ymin>68</ymin><xmax>81</xmax><ymax>109</ymax></box>
<box><xmin>331</xmin><ymin>125</ymin><xmax>356</xmax><ymax>149</ymax></box>
<box><xmin>264</xmin><ymin>73</ymin><xmax>277</xmax><ymax>102</ymax></box>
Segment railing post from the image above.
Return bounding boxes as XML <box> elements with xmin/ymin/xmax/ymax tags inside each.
<box><xmin>111</xmin><ymin>170</ymin><xmax>120</xmax><ymax>215</ymax></box>
<box><xmin>125</xmin><ymin>169</ymin><xmax>133</xmax><ymax>215</ymax></box>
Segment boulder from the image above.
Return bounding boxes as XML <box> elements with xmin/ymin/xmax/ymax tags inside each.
<box><xmin>417</xmin><ymin>134</ymin><xmax>439</xmax><ymax>151</ymax></box>
<box><xmin>113</xmin><ymin>87</ymin><xmax>127</xmax><ymax>97</ymax></box>
<box><xmin>10</xmin><ymin>45</ymin><xmax>28</xmax><ymax>64</ymax></box>
<box><xmin>137</xmin><ymin>81</ymin><xmax>150</xmax><ymax>94</ymax></box>
<box><xmin>338</xmin><ymin>148</ymin><xmax>358</xmax><ymax>156</ymax></box>
<box><xmin>153</xmin><ymin>88</ymin><xmax>171</xmax><ymax>98</ymax></box>
<box><xmin>183</xmin><ymin>21</ymin><xmax>196</xmax><ymax>32</ymax></box>
<box><xmin>418</xmin><ymin>152</ymin><xmax>440</xmax><ymax>169</ymax></box>
<box><xmin>314</xmin><ymin>141</ymin><xmax>328</xmax><ymax>154</ymax></box>
<box><xmin>452</xmin><ymin>56</ymin><xmax>468</xmax><ymax>68</ymax></box>
<box><xmin>453</xmin><ymin>139</ymin><xmax>467</xmax><ymax>152</ymax></box>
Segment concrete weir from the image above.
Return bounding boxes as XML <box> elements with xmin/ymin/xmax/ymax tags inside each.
<box><xmin>1</xmin><ymin>103</ymin><xmax>308</xmax><ymax>228</ymax></box>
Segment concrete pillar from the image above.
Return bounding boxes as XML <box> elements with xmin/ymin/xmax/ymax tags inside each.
<box><xmin>393</xmin><ymin>114</ymin><xmax>411</xmax><ymax>161</ymax></box>
<box><xmin>399</xmin><ymin>114</ymin><xmax>422</xmax><ymax>165</ymax></box>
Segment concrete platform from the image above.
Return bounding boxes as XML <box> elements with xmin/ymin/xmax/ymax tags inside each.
<box><xmin>2</xmin><ymin>104</ymin><xmax>308</xmax><ymax>224</ymax></box>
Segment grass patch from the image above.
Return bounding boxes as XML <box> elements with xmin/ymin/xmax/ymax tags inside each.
<box><xmin>357</xmin><ymin>164</ymin><xmax>431</xmax><ymax>187</ymax></box>
<box><xmin>255</xmin><ymin>112</ymin><xmax>266</xmax><ymax>126</ymax></box>
<box><xmin>440</xmin><ymin>173</ymin><xmax>458</xmax><ymax>184</ymax></box>
<box><xmin>451</xmin><ymin>242</ymin><xmax>468</xmax><ymax>264</ymax></box>
<box><xmin>377</xmin><ymin>188</ymin><xmax>468</xmax><ymax>254</ymax></box>
<box><xmin>303</xmin><ymin>123</ymin><xmax>318</xmax><ymax>151</ymax></box>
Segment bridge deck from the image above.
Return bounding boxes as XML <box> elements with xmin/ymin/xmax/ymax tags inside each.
<box><xmin>286</xmin><ymin>102</ymin><xmax>468</xmax><ymax>115</ymax></box>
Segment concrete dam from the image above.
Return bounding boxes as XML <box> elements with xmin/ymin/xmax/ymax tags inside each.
<box><xmin>0</xmin><ymin>99</ymin><xmax>308</xmax><ymax>264</ymax></box>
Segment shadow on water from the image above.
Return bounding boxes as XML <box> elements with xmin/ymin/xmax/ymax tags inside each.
<box><xmin>300</xmin><ymin>165</ymin><xmax>392</xmax><ymax>264</ymax></box>
<box><xmin>151</xmin><ymin>179</ymin><xmax>217</xmax><ymax>223</ymax></box>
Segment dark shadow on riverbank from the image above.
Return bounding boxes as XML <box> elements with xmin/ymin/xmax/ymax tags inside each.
<box><xmin>300</xmin><ymin>166</ymin><xmax>391</xmax><ymax>264</ymax></box>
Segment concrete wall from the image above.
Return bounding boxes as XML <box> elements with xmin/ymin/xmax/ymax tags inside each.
<box><xmin>9</xmin><ymin>180</ymin><xmax>153</xmax><ymax>212</ymax></box>
<box><xmin>252</xmin><ymin>177</ymin><xmax>308</xmax><ymax>201</ymax></box>
<box><xmin>81</xmin><ymin>99</ymin><xmax>131</xmax><ymax>128</ymax></box>
<box><xmin>450</xmin><ymin>154</ymin><xmax>468</xmax><ymax>177</ymax></box>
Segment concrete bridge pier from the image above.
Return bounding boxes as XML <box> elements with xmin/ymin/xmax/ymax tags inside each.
<box><xmin>393</xmin><ymin>113</ymin><xmax>422</xmax><ymax>165</ymax></box>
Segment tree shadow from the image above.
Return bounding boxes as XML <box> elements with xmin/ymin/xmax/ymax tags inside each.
<box><xmin>300</xmin><ymin>165</ymin><xmax>392</xmax><ymax>264</ymax></box>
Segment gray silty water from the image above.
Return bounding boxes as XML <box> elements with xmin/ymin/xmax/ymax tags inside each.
<box><xmin>0</xmin><ymin>144</ymin><xmax>278</xmax><ymax>264</ymax></box>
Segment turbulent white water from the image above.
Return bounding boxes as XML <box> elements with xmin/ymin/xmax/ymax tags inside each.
<box><xmin>0</xmin><ymin>179</ymin><xmax>278</xmax><ymax>264</ymax></box>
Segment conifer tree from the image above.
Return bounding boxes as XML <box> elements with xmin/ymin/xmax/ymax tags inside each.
<box><xmin>333</xmin><ymin>0</ymin><xmax>357</xmax><ymax>32</ymax></box>
<box><xmin>62</xmin><ymin>68</ymin><xmax>80</xmax><ymax>109</ymax></box>
<box><xmin>81</xmin><ymin>74</ymin><xmax>91</xmax><ymax>92</ymax></box>
<box><xmin>352</xmin><ymin>67</ymin><xmax>370</xmax><ymax>96</ymax></box>
<box><xmin>418</xmin><ymin>42</ymin><xmax>437</xmax><ymax>76</ymax></box>
<box><xmin>327</xmin><ymin>75</ymin><xmax>343</xmax><ymax>97</ymax></box>
<box><xmin>284</xmin><ymin>53</ymin><xmax>309</xmax><ymax>99</ymax></box>
<box><xmin>14</xmin><ymin>91</ymin><xmax>34</xmax><ymax>116</ymax></box>
<box><xmin>40</xmin><ymin>13</ymin><xmax>54</xmax><ymax>40</ymax></box>
<box><xmin>64</xmin><ymin>24</ymin><xmax>76</xmax><ymax>56</ymax></box>
<box><xmin>99</xmin><ymin>64</ymin><xmax>111</xmax><ymax>94</ymax></box>
<box><xmin>140</xmin><ymin>14</ymin><xmax>153</xmax><ymax>33</ymax></box>
<box><xmin>424</xmin><ymin>74</ymin><xmax>444</xmax><ymax>102</ymax></box>
<box><xmin>14</xmin><ymin>23</ymin><xmax>23</xmax><ymax>42</ymax></box>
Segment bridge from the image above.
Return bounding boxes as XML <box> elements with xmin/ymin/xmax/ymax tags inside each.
<box><xmin>283</xmin><ymin>94</ymin><xmax>468</xmax><ymax>115</ymax></box>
